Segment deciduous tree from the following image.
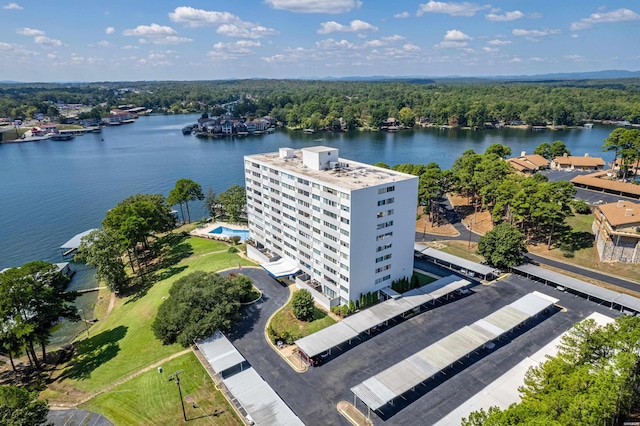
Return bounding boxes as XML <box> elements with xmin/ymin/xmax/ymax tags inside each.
<box><xmin>477</xmin><ymin>223</ymin><xmax>527</xmax><ymax>269</ymax></box>
<box><xmin>291</xmin><ymin>289</ymin><xmax>315</xmax><ymax>322</ymax></box>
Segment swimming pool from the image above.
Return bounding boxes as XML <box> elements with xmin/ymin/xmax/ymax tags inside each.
<box><xmin>208</xmin><ymin>226</ymin><xmax>250</xmax><ymax>241</ymax></box>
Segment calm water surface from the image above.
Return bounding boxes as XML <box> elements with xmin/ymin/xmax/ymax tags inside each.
<box><xmin>0</xmin><ymin>114</ymin><xmax>617</xmax><ymax>270</ymax></box>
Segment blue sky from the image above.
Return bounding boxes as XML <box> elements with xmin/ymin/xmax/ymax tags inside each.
<box><xmin>1</xmin><ymin>1</ymin><xmax>639</xmax><ymax>82</ymax></box>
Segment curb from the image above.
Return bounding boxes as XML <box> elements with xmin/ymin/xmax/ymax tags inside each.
<box><xmin>263</xmin><ymin>285</ymin><xmax>308</xmax><ymax>373</ymax></box>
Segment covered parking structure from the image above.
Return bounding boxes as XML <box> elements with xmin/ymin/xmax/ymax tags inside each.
<box><xmin>295</xmin><ymin>275</ymin><xmax>470</xmax><ymax>366</ymax></box>
<box><xmin>414</xmin><ymin>245</ymin><xmax>498</xmax><ymax>281</ymax></box>
<box><xmin>512</xmin><ymin>263</ymin><xmax>640</xmax><ymax>314</ymax></box>
<box><xmin>351</xmin><ymin>291</ymin><xmax>559</xmax><ymax>418</ymax></box>
<box><xmin>195</xmin><ymin>332</ymin><xmax>304</xmax><ymax>426</ymax></box>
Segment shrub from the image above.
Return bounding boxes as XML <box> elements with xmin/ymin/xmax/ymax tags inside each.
<box><xmin>291</xmin><ymin>289</ymin><xmax>315</xmax><ymax>321</ymax></box>
<box><xmin>561</xmin><ymin>249</ymin><xmax>575</xmax><ymax>258</ymax></box>
<box><xmin>230</xmin><ymin>235</ymin><xmax>241</xmax><ymax>245</ymax></box>
<box><xmin>572</xmin><ymin>199</ymin><xmax>591</xmax><ymax>214</ymax></box>
<box><xmin>227</xmin><ymin>246</ymin><xmax>238</xmax><ymax>253</ymax></box>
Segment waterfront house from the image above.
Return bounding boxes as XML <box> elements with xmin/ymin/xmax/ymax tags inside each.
<box><xmin>551</xmin><ymin>153</ymin><xmax>605</xmax><ymax>171</ymax></box>
<box><xmin>506</xmin><ymin>152</ymin><xmax>550</xmax><ymax>175</ymax></box>
<box><xmin>612</xmin><ymin>158</ymin><xmax>640</xmax><ymax>176</ymax></box>
<box><xmin>593</xmin><ymin>200</ymin><xmax>640</xmax><ymax>263</ymax></box>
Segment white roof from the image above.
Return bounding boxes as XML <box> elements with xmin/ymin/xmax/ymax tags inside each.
<box><xmin>197</xmin><ymin>331</ymin><xmax>245</xmax><ymax>374</ymax></box>
<box><xmin>513</xmin><ymin>263</ymin><xmax>640</xmax><ymax>312</ymax></box>
<box><xmin>224</xmin><ymin>368</ymin><xmax>305</xmax><ymax>426</ymax></box>
<box><xmin>60</xmin><ymin>229</ymin><xmax>97</xmax><ymax>249</ymax></box>
<box><xmin>351</xmin><ymin>291</ymin><xmax>558</xmax><ymax>410</ymax></box>
<box><xmin>295</xmin><ymin>275</ymin><xmax>470</xmax><ymax>358</ymax></box>
<box><xmin>434</xmin><ymin>312</ymin><xmax>615</xmax><ymax>426</ymax></box>
<box><xmin>260</xmin><ymin>258</ymin><xmax>300</xmax><ymax>278</ymax></box>
<box><xmin>419</xmin><ymin>247</ymin><xmax>496</xmax><ymax>276</ymax></box>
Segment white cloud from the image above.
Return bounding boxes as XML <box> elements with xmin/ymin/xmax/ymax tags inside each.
<box><xmin>149</xmin><ymin>36</ymin><xmax>192</xmax><ymax>45</ymax></box>
<box><xmin>217</xmin><ymin>24</ymin><xmax>278</xmax><ymax>39</ymax></box>
<box><xmin>264</xmin><ymin>0</ymin><xmax>361</xmax><ymax>14</ymax></box>
<box><xmin>3</xmin><ymin>2</ymin><xmax>22</xmax><ymax>10</ymax></box>
<box><xmin>105</xmin><ymin>26</ymin><xmax>115</xmax><ymax>35</ymax></box>
<box><xmin>394</xmin><ymin>11</ymin><xmax>409</xmax><ymax>18</ymax></box>
<box><xmin>509</xmin><ymin>57</ymin><xmax>521</xmax><ymax>63</ymax></box>
<box><xmin>444</xmin><ymin>29</ymin><xmax>471</xmax><ymax>41</ymax></box>
<box><xmin>316</xmin><ymin>38</ymin><xmax>355</xmax><ymax>50</ymax></box>
<box><xmin>570</xmin><ymin>8</ymin><xmax>640</xmax><ymax>31</ymax></box>
<box><xmin>47</xmin><ymin>53</ymin><xmax>57</xmax><ymax>59</ymax></box>
<box><xmin>529</xmin><ymin>12</ymin><xmax>542</xmax><ymax>19</ymax></box>
<box><xmin>96</xmin><ymin>41</ymin><xmax>112</xmax><ymax>47</ymax></box>
<box><xmin>487</xmin><ymin>39</ymin><xmax>510</xmax><ymax>45</ymax></box>
<box><xmin>571</xmin><ymin>34</ymin><xmax>579</xmax><ymax>38</ymax></box>
<box><xmin>168</xmin><ymin>7</ymin><xmax>240</xmax><ymax>28</ymax></box>
<box><xmin>417</xmin><ymin>1</ymin><xmax>488</xmax><ymax>17</ymax></box>
<box><xmin>34</xmin><ymin>36</ymin><xmax>62</xmax><ymax>47</ymax></box>
<box><xmin>122</xmin><ymin>45</ymin><xmax>139</xmax><ymax>49</ymax></box>
<box><xmin>262</xmin><ymin>54</ymin><xmax>286</xmax><ymax>63</ymax></box>
<box><xmin>123</xmin><ymin>23</ymin><xmax>177</xmax><ymax>37</ymax></box>
<box><xmin>512</xmin><ymin>28</ymin><xmax>560</xmax><ymax>39</ymax></box>
<box><xmin>213</xmin><ymin>40</ymin><xmax>261</xmax><ymax>49</ymax></box>
<box><xmin>435</xmin><ymin>41</ymin><xmax>468</xmax><ymax>48</ymax></box>
<box><xmin>529</xmin><ymin>56</ymin><xmax>545</xmax><ymax>62</ymax></box>
<box><xmin>482</xmin><ymin>46</ymin><xmax>498</xmax><ymax>52</ymax></box>
<box><xmin>403</xmin><ymin>43</ymin><xmax>420</xmax><ymax>52</ymax></box>
<box><xmin>485</xmin><ymin>10</ymin><xmax>524</xmax><ymax>21</ymax></box>
<box><xmin>565</xmin><ymin>54</ymin><xmax>584</xmax><ymax>61</ymax></box>
<box><xmin>16</xmin><ymin>27</ymin><xmax>45</xmax><ymax>36</ymax></box>
<box><xmin>317</xmin><ymin>20</ymin><xmax>378</xmax><ymax>34</ymax></box>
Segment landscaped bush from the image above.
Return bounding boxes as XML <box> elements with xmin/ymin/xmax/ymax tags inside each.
<box><xmin>227</xmin><ymin>246</ymin><xmax>238</xmax><ymax>253</ymax></box>
<box><xmin>291</xmin><ymin>289</ymin><xmax>315</xmax><ymax>321</ymax></box>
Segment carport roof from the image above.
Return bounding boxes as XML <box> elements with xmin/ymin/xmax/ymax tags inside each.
<box><xmin>351</xmin><ymin>291</ymin><xmax>558</xmax><ymax>411</ymax></box>
<box><xmin>512</xmin><ymin>263</ymin><xmax>619</xmax><ymax>303</ymax></box>
<box><xmin>197</xmin><ymin>331</ymin><xmax>245</xmax><ymax>374</ymax></box>
<box><xmin>224</xmin><ymin>368</ymin><xmax>305</xmax><ymax>426</ymax></box>
<box><xmin>419</xmin><ymin>247</ymin><xmax>496</xmax><ymax>276</ymax></box>
<box><xmin>295</xmin><ymin>322</ymin><xmax>359</xmax><ymax>359</ymax></box>
<box><xmin>295</xmin><ymin>275</ymin><xmax>470</xmax><ymax>358</ymax></box>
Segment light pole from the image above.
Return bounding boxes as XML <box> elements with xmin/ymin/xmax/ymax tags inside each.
<box><xmin>78</xmin><ymin>308</ymin><xmax>89</xmax><ymax>337</ymax></box>
<box><xmin>169</xmin><ymin>369</ymin><xmax>187</xmax><ymax>421</ymax></box>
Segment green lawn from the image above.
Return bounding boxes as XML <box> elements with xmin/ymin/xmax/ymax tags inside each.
<box><xmin>50</xmin><ymin>237</ymin><xmax>255</xmax><ymax>395</ymax></box>
<box><xmin>414</xmin><ymin>272</ymin><xmax>437</xmax><ymax>287</ymax></box>
<box><xmin>82</xmin><ymin>352</ymin><xmax>241</xmax><ymax>426</ymax></box>
<box><xmin>268</xmin><ymin>292</ymin><xmax>336</xmax><ymax>344</ymax></box>
<box><xmin>188</xmin><ymin>237</ymin><xmax>230</xmax><ymax>256</ymax></box>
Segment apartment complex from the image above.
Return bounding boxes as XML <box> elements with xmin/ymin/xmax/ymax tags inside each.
<box><xmin>593</xmin><ymin>200</ymin><xmax>640</xmax><ymax>263</ymax></box>
<box><xmin>244</xmin><ymin>146</ymin><xmax>418</xmax><ymax>308</ymax></box>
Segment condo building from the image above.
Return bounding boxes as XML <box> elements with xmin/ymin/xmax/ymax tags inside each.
<box><xmin>244</xmin><ymin>146</ymin><xmax>418</xmax><ymax>308</ymax></box>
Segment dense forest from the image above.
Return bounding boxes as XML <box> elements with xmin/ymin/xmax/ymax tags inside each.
<box><xmin>2</xmin><ymin>78</ymin><xmax>640</xmax><ymax>129</ymax></box>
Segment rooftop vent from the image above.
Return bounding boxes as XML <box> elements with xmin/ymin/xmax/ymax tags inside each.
<box><xmin>618</xmin><ymin>200</ymin><xmax>625</xmax><ymax>208</ymax></box>
<box><xmin>625</xmin><ymin>208</ymin><xmax>634</xmax><ymax>217</ymax></box>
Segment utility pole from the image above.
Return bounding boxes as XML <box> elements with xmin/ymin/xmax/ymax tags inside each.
<box><xmin>169</xmin><ymin>370</ymin><xmax>187</xmax><ymax>421</ymax></box>
<box><xmin>78</xmin><ymin>308</ymin><xmax>89</xmax><ymax>337</ymax></box>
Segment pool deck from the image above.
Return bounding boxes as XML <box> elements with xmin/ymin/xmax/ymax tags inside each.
<box><xmin>190</xmin><ymin>221</ymin><xmax>250</xmax><ymax>241</ymax></box>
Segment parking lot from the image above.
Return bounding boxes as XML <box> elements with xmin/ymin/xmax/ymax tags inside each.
<box><xmin>233</xmin><ymin>266</ymin><xmax>619</xmax><ymax>425</ymax></box>
<box><xmin>540</xmin><ymin>168</ymin><xmax>639</xmax><ymax>204</ymax></box>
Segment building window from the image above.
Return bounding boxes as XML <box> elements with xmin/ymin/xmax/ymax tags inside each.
<box><xmin>375</xmin><ymin>264</ymin><xmax>391</xmax><ymax>273</ymax></box>
<box><xmin>376</xmin><ymin>220</ymin><xmax>394</xmax><ymax>230</ymax></box>
<box><xmin>375</xmin><ymin>254</ymin><xmax>392</xmax><ymax>263</ymax></box>
<box><xmin>376</xmin><ymin>232</ymin><xmax>393</xmax><ymax>241</ymax></box>
<box><xmin>378</xmin><ymin>186</ymin><xmax>395</xmax><ymax>194</ymax></box>
<box><xmin>375</xmin><ymin>275</ymin><xmax>391</xmax><ymax>284</ymax></box>
<box><xmin>377</xmin><ymin>197</ymin><xmax>395</xmax><ymax>206</ymax></box>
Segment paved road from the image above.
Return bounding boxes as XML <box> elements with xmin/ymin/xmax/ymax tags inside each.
<box><xmin>415</xmin><ymin>192</ymin><xmax>640</xmax><ymax>292</ymax></box>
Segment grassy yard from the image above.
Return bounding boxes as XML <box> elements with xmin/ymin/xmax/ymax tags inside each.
<box><xmin>268</xmin><ymin>292</ymin><xmax>336</xmax><ymax>344</ymax></box>
<box><xmin>81</xmin><ymin>352</ymin><xmax>241</xmax><ymax>426</ymax></box>
<box><xmin>46</xmin><ymin>237</ymin><xmax>255</xmax><ymax>402</ymax></box>
<box><xmin>426</xmin><ymin>240</ymin><xmax>486</xmax><ymax>263</ymax></box>
<box><xmin>414</xmin><ymin>271</ymin><xmax>438</xmax><ymax>287</ymax></box>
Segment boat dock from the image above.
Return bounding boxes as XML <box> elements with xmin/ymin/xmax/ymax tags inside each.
<box><xmin>60</xmin><ymin>229</ymin><xmax>97</xmax><ymax>257</ymax></box>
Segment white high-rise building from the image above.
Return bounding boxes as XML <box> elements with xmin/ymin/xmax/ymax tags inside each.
<box><xmin>244</xmin><ymin>146</ymin><xmax>418</xmax><ymax>308</ymax></box>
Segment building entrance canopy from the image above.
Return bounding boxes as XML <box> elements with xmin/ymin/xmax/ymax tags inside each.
<box><xmin>260</xmin><ymin>258</ymin><xmax>300</xmax><ymax>278</ymax></box>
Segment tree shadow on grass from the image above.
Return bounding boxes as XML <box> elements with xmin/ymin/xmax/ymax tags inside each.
<box><xmin>56</xmin><ymin>326</ymin><xmax>127</xmax><ymax>382</ymax></box>
<box><xmin>122</xmin><ymin>265</ymin><xmax>189</xmax><ymax>305</ymax></box>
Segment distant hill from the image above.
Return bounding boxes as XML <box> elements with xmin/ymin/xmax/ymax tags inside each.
<box><xmin>316</xmin><ymin>70</ymin><xmax>640</xmax><ymax>83</ymax></box>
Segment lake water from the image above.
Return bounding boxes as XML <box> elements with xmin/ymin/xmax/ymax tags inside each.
<box><xmin>0</xmin><ymin>114</ymin><xmax>618</xmax><ymax>270</ymax></box>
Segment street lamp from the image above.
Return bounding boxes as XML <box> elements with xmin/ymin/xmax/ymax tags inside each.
<box><xmin>78</xmin><ymin>308</ymin><xmax>89</xmax><ymax>337</ymax></box>
<box><xmin>169</xmin><ymin>370</ymin><xmax>187</xmax><ymax>421</ymax></box>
